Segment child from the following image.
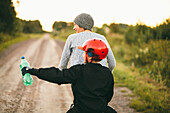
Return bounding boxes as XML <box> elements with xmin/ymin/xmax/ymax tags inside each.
<box><xmin>22</xmin><ymin>39</ymin><xmax>117</xmax><ymax>113</ymax></box>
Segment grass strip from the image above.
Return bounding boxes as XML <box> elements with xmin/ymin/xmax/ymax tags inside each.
<box><xmin>114</xmin><ymin>62</ymin><xmax>169</xmax><ymax>113</ymax></box>
<box><xmin>0</xmin><ymin>33</ymin><xmax>44</xmax><ymax>54</ymax></box>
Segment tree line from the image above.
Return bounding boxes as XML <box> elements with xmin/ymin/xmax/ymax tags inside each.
<box><xmin>0</xmin><ymin>0</ymin><xmax>43</xmax><ymax>35</ymax></box>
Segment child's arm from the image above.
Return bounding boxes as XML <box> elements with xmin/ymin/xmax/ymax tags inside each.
<box><xmin>22</xmin><ymin>66</ymin><xmax>81</xmax><ymax>84</ymax></box>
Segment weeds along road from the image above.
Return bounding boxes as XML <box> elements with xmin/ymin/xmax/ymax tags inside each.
<box><xmin>0</xmin><ymin>34</ymin><xmax>138</xmax><ymax>113</ymax></box>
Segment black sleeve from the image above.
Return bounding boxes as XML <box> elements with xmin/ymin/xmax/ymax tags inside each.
<box><xmin>28</xmin><ymin>65</ymin><xmax>81</xmax><ymax>84</ymax></box>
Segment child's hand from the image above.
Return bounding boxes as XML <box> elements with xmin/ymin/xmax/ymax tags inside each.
<box><xmin>21</xmin><ymin>67</ymin><xmax>30</xmax><ymax>76</ymax></box>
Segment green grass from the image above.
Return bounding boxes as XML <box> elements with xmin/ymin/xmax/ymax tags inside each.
<box><xmin>130</xmin><ymin>98</ymin><xmax>146</xmax><ymax>112</ymax></box>
<box><xmin>105</xmin><ymin>33</ymin><xmax>170</xmax><ymax>113</ymax></box>
<box><xmin>50</xmin><ymin>29</ymin><xmax>75</xmax><ymax>41</ymax></box>
<box><xmin>114</xmin><ymin>65</ymin><xmax>169</xmax><ymax>113</ymax></box>
<box><xmin>120</xmin><ymin>89</ymin><xmax>127</xmax><ymax>93</ymax></box>
<box><xmin>0</xmin><ymin>33</ymin><xmax>44</xmax><ymax>54</ymax></box>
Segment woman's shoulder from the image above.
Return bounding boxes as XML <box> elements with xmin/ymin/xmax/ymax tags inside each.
<box><xmin>68</xmin><ymin>32</ymin><xmax>105</xmax><ymax>38</ymax></box>
<box><xmin>68</xmin><ymin>33</ymin><xmax>77</xmax><ymax>39</ymax></box>
<box><xmin>65</xmin><ymin>33</ymin><xmax>79</xmax><ymax>43</ymax></box>
<box><xmin>90</xmin><ymin>32</ymin><xmax>106</xmax><ymax>40</ymax></box>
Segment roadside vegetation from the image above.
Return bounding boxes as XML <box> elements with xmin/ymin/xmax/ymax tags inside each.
<box><xmin>108</xmin><ymin>33</ymin><xmax>169</xmax><ymax>113</ymax></box>
<box><xmin>97</xmin><ymin>19</ymin><xmax>169</xmax><ymax>113</ymax></box>
<box><xmin>0</xmin><ymin>33</ymin><xmax>44</xmax><ymax>53</ymax></box>
<box><xmin>0</xmin><ymin>0</ymin><xmax>44</xmax><ymax>53</ymax></box>
<box><xmin>50</xmin><ymin>21</ymin><xmax>75</xmax><ymax>41</ymax></box>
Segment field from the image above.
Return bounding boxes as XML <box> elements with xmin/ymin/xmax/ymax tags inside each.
<box><xmin>106</xmin><ymin>33</ymin><xmax>169</xmax><ymax>113</ymax></box>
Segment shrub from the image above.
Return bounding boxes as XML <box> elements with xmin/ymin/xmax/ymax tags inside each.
<box><xmin>125</xmin><ymin>24</ymin><xmax>154</xmax><ymax>46</ymax></box>
<box><xmin>133</xmin><ymin>40</ymin><xmax>170</xmax><ymax>87</ymax></box>
<box><xmin>93</xmin><ymin>27</ymin><xmax>106</xmax><ymax>36</ymax></box>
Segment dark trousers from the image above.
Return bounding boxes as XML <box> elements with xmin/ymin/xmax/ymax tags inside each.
<box><xmin>66</xmin><ymin>105</ymin><xmax>117</xmax><ymax>113</ymax></box>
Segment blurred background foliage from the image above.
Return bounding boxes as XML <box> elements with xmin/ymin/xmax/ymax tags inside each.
<box><xmin>0</xmin><ymin>0</ymin><xmax>43</xmax><ymax>44</ymax></box>
<box><xmin>124</xmin><ymin>19</ymin><xmax>170</xmax><ymax>87</ymax></box>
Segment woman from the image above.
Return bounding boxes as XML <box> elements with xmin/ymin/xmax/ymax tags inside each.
<box><xmin>59</xmin><ymin>13</ymin><xmax>116</xmax><ymax>72</ymax></box>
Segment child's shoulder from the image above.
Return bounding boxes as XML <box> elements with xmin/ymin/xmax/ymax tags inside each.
<box><xmin>95</xmin><ymin>64</ymin><xmax>113</xmax><ymax>75</ymax></box>
<box><xmin>69</xmin><ymin>64</ymin><xmax>85</xmax><ymax>69</ymax></box>
<box><xmin>101</xmin><ymin>65</ymin><xmax>112</xmax><ymax>73</ymax></box>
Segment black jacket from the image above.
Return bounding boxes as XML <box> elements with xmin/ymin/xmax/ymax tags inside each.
<box><xmin>29</xmin><ymin>63</ymin><xmax>114</xmax><ymax>113</ymax></box>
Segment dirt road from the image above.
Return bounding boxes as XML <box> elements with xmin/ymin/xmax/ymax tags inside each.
<box><xmin>0</xmin><ymin>34</ymin><xmax>138</xmax><ymax>113</ymax></box>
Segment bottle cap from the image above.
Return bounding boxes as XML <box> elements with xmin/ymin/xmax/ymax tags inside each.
<box><xmin>21</xmin><ymin>56</ymin><xmax>25</xmax><ymax>59</ymax></box>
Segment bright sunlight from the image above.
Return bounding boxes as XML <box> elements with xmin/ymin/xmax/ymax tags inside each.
<box><xmin>12</xmin><ymin>0</ymin><xmax>170</xmax><ymax>31</ymax></box>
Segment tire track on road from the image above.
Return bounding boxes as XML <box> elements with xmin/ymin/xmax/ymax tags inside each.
<box><xmin>0</xmin><ymin>36</ymin><xmax>48</xmax><ymax>113</ymax></box>
<box><xmin>32</xmin><ymin>37</ymin><xmax>73</xmax><ymax>113</ymax></box>
<box><xmin>15</xmin><ymin>36</ymin><xmax>49</xmax><ymax>113</ymax></box>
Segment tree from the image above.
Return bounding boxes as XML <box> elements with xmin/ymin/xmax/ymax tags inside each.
<box><xmin>154</xmin><ymin>18</ymin><xmax>170</xmax><ymax>40</ymax></box>
<box><xmin>0</xmin><ymin>0</ymin><xmax>16</xmax><ymax>34</ymax></box>
<box><xmin>21</xmin><ymin>20</ymin><xmax>43</xmax><ymax>33</ymax></box>
<box><xmin>109</xmin><ymin>23</ymin><xmax>120</xmax><ymax>33</ymax></box>
<box><xmin>93</xmin><ymin>27</ymin><xmax>106</xmax><ymax>36</ymax></box>
<box><xmin>53</xmin><ymin>21</ymin><xmax>67</xmax><ymax>31</ymax></box>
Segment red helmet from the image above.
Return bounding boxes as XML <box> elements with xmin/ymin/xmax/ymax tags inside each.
<box><xmin>77</xmin><ymin>39</ymin><xmax>108</xmax><ymax>61</ymax></box>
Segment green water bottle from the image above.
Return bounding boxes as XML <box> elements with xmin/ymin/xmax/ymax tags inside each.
<box><xmin>20</xmin><ymin>56</ymin><xmax>33</xmax><ymax>86</ymax></box>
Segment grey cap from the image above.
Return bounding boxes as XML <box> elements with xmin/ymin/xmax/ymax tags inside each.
<box><xmin>74</xmin><ymin>13</ymin><xmax>94</xmax><ymax>31</ymax></box>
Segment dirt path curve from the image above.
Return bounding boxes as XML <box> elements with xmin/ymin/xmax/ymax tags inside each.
<box><xmin>0</xmin><ymin>34</ymin><xmax>138</xmax><ymax>113</ymax></box>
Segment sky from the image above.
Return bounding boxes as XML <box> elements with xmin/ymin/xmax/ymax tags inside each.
<box><xmin>12</xmin><ymin>0</ymin><xmax>170</xmax><ymax>32</ymax></box>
